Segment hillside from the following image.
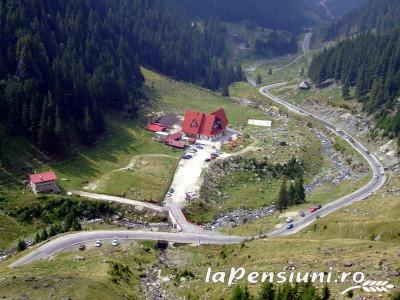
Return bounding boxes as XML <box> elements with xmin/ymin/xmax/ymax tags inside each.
<box><xmin>308</xmin><ymin>29</ymin><xmax>400</xmax><ymax>145</ymax></box>
<box><xmin>305</xmin><ymin>0</ymin><xmax>365</xmax><ymax>19</ymax></box>
<box><xmin>0</xmin><ymin>0</ymin><xmax>242</xmax><ymax>155</ymax></box>
<box><xmin>170</xmin><ymin>0</ymin><xmax>321</xmax><ymax>33</ymax></box>
<box><xmin>325</xmin><ymin>0</ymin><xmax>400</xmax><ymax>38</ymax></box>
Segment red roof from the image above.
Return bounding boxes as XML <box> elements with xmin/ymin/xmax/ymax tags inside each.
<box><xmin>29</xmin><ymin>172</ymin><xmax>57</xmax><ymax>184</ymax></box>
<box><xmin>147</xmin><ymin>123</ymin><xmax>168</xmax><ymax>132</ymax></box>
<box><xmin>182</xmin><ymin>108</ymin><xmax>228</xmax><ymax>137</ymax></box>
<box><xmin>165</xmin><ymin>132</ymin><xmax>183</xmax><ymax>141</ymax></box>
<box><xmin>166</xmin><ymin>140</ymin><xmax>186</xmax><ymax>149</ymax></box>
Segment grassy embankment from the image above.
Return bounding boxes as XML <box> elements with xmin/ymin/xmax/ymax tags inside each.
<box><xmin>0</xmin><ymin>241</ymin><xmax>158</xmax><ymax>300</ymax></box>
<box><xmin>161</xmin><ymin>174</ymin><xmax>400</xmax><ymax>299</ymax></box>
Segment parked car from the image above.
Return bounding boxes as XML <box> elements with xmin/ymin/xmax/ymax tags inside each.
<box><xmin>205</xmin><ymin>158</ymin><xmax>211</xmax><ymax>162</ymax></box>
<box><xmin>181</xmin><ymin>154</ymin><xmax>192</xmax><ymax>159</ymax></box>
<box><xmin>299</xmin><ymin>211</ymin><xmax>305</xmax><ymax>217</ymax></box>
<box><xmin>166</xmin><ymin>192</ymin><xmax>172</xmax><ymax>197</ymax></box>
<box><xmin>187</xmin><ymin>148</ymin><xmax>197</xmax><ymax>153</ymax></box>
<box><xmin>286</xmin><ymin>224</ymin><xmax>294</xmax><ymax>230</ymax></box>
<box><xmin>95</xmin><ymin>240</ymin><xmax>102</xmax><ymax>247</ymax></box>
<box><xmin>315</xmin><ymin>205</ymin><xmax>322</xmax><ymax>209</ymax></box>
<box><xmin>195</xmin><ymin>145</ymin><xmax>204</xmax><ymax>149</ymax></box>
<box><xmin>111</xmin><ymin>238</ymin><xmax>119</xmax><ymax>246</ymax></box>
<box><xmin>286</xmin><ymin>217</ymin><xmax>293</xmax><ymax>223</ymax></box>
<box><xmin>78</xmin><ymin>244</ymin><xmax>86</xmax><ymax>251</ymax></box>
<box><xmin>169</xmin><ymin>188</ymin><xmax>175</xmax><ymax>193</ymax></box>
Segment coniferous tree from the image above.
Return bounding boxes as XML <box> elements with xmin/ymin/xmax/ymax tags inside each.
<box><xmin>41</xmin><ymin>228</ymin><xmax>48</xmax><ymax>241</ymax></box>
<box><xmin>321</xmin><ymin>285</ymin><xmax>331</xmax><ymax>300</ymax></box>
<box><xmin>17</xmin><ymin>240</ymin><xmax>27</xmax><ymax>252</ymax></box>
<box><xmin>277</xmin><ymin>180</ymin><xmax>289</xmax><ymax>212</ymax></box>
<box><xmin>258</xmin><ymin>283</ymin><xmax>275</xmax><ymax>300</ymax></box>
<box><xmin>256</xmin><ymin>74</ymin><xmax>263</xmax><ymax>85</ymax></box>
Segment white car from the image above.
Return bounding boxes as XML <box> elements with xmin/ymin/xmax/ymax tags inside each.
<box><xmin>95</xmin><ymin>240</ymin><xmax>102</xmax><ymax>247</ymax></box>
<box><xmin>111</xmin><ymin>238</ymin><xmax>119</xmax><ymax>246</ymax></box>
<box><xmin>286</xmin><ymin>217</ymin><xmax>294</xmax><ymax>223</ymax></box>
<box><xmin>166</xmin><ymin>192</ymin><xmax>172</xmax><ymax>197</ymax></box>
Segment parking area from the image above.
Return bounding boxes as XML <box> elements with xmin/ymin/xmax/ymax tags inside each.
<box><xmin>167</xmin><ymin>141</ymin><xmax>224</xmax><ymax>206</ymax></box>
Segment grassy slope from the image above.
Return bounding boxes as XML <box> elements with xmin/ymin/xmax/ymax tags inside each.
<box><xmin>0</xmin><ymin>241</ymin><xmax>157</xmax><ymax>300</ymax></box>
<box><xmin>142</xmin><ymin>68</ymin><xmax>266</xmax><ymax>126</ymax></box>
<box><xmin>162</xmin><ymin>176</ymin><xmax>400</xmax><ymax>299</ymax></box>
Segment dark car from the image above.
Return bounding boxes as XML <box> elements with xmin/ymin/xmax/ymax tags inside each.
<box><xmin>196</xmin><ymin>145</ymin><xmax>204</xmax><ymax>149</ymax></box>
<box><xmin>286</xmin><ymin>224</ymin><xmax>294</xmax><ymax>230</ymax></box>
<box><xmin>299</xmin><ymin>211</ymin><xmax>305</xmax><ymax>217</ymax></box>
<box><xmin>181</xmin><ymin>154</ymin><xmax>192</xmax><ymax>159</ymax></box>
<box><xmin>78</xmin><ymin>244</ymin><xmax>86</xmax><ymax>251</ymax></box>
<box><xmin>205</xmin><ymin>158</ymin><xmax>211</xmax><ymax>162</ymax></box>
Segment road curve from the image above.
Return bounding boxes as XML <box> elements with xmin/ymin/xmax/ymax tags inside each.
<box><xmin>259</xmin><ymin>83</ymin><xmax>387</xmax><ymax>237</ymax></box>
<box><xmin>10</xmin><ymin>32</ymin><xmax>386</xmax><ymax>268</ymax></box>
<box><xmin>9</xmin><ymin>230</ymin><xmax>245</xmax><ymax>268</ymax></box>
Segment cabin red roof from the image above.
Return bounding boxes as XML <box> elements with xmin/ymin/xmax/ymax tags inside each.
<box><xmin>165</xmin><ymin>132</ymin><xmax>183</xmax><ymax>141</ymax></box>
<box><xmin>29</xmin><ymin>172</ymin><xmax>57</xmax><ymax>184</ymax></box>
<box><xmin>166</xmin><ymin>140</ymin><xmax>186</xmax><ymax>149</ymax></box>
<box><xmin>146</xmin><ymin>123</ymin><xmax>168</xmax><ymax>132</ymax></box>
<box><xmin>182</xmin><ymin>108</ymin><xmax>228</xmax><ymax>137</ymax></box>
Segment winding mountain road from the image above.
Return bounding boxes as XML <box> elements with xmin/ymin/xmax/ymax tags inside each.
<box><xmin>10</xmin><ymin>33</ymin><xmax>386</xmax><ymax>268</ymax></box>
<box><xmin>259</xmin><ymin>83</ymin><xmax>387</xmax><ymax>236</ymax></box>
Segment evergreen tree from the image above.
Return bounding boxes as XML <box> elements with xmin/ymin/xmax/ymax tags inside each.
<box><xmin>295</xmin><ymin>176</ymin><xmax>306</xmax><ymax>204</ymax></box>
<box><xmin>341</xmin><ymin>83</ymin><xmax>350</xmax><ymax>99</ymax></box>
<box><xmin>17</xmin><ymin>239</ymin><xmax>27</xmax><ymax>252</ymax></box>
<box><xmin>321</xmin><ymin>285</ymin><xmax>331</xmax><ymax>300</ymax></box>
<box><xmin>277</xmin><ymin>180</ymin><xmax>289</xmax><ymax>212</ymax></box>
<box><xmin>35</xmin><ymin>232</ymin><xmax>41</xmax><ymax>243</ymax></box>
<box><xmin>49</xmin><ymin>225</ymin><xmax>57</xmax><ymax>237</ymax></box>
<box><xmin>258</xmin><ymin>283</ymin><xmax>275</xmax><ymax>300</ymax></box>
<box><xmin>256</xmin><ymin>74</ymin><xmax>263</xmax><ymax>85</ymax></box>
<box><xmin>231</xmin><ymin>285</ymin><xmax>251</xmax><ymax>300</ymax></box>
<box><xmin>41</xmin><ymin>228</ymin><xmax>48</xmax><ymax>241</ymax></box>
<box><xmin>222</xmin><ymin>85</ymin><xmax>230</xmax><ymax>97</ymax></box>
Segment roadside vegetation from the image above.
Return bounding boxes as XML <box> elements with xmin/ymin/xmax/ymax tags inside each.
<box><xmin>0</xmin><ymin>241</ymin><xmax>158</xmax><ymax>300</ymax></box>
<box><xmin>185</xmin><ymin>156</ymin><xmax>305</xmax><ymax>224</ymax></box>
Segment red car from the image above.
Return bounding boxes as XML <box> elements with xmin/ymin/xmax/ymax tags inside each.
<box><xmin>308</xmin><ymin>205</ymin><xmax>322</xmax><ymax>213</ymax></box>
<box><xmin>78</xmin><ymin>244</ymin><xmax>86</xmax><ymax>251</ymax></box>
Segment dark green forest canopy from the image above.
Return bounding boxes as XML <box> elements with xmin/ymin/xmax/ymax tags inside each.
<box><xmin>308</xmin><ymin>29</ymin><xmax>400</xmax><ymax>141</ymax></box>
<box><xmin>325</xmin><ymin>0</ymin><xmax>400</xmax><ymax>39</ymax></box>
<box><xmin>0</xmin><ymin>0</ymin><xmax>242</xmax><ymax>153</ymax></box>
<box><xmin>169</xmin><ymin>0</ymin><xmax>318</xmax><ymax>33</ymax></box>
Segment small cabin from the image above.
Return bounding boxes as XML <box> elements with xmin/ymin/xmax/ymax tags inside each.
<box><xmin>29</xmin><ymin>172</ymin><xmax>59</xmax><ymax>194</ymax></box>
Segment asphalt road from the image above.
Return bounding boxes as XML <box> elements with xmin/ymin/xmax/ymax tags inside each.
<box><xmin>259</xmin><ymin>83</ymin><xmax>387</xmax><ymax>237</ymax></box>
<box><xmin>10</xmin><ymin>33</ymin><xmax>386</xmax><ymax>268</ymax></box>
<box><xmin>9</xmin><ymin>231</ymin><xmax>245</xmax><ymax>268</ymax></box>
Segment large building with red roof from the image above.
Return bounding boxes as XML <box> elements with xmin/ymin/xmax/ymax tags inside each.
<box><xmin>182</xmin><ymin>108</ymin><xmax>228</xmax><ymax>140</ymax></box>
<box><xmin>29</xmin><ymin>171</ymin><xmax>59</xmax><ymax>194</ymax></box>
